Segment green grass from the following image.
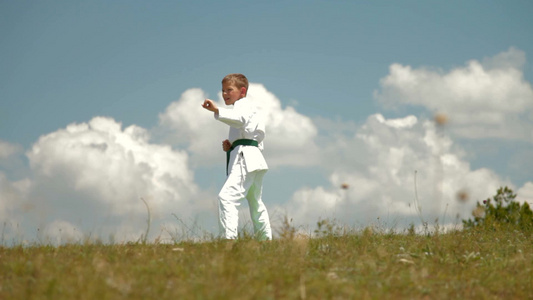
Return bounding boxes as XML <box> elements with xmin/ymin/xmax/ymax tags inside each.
<box><xmin>1</xmin><ymin>226</ymin><xmax>532</xmax><ymax>299</ymax></box>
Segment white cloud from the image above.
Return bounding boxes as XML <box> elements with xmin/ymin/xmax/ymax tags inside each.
<box><xmin>482</xmin><ymin>47</ymin><xmax>526</xmax><ymax>70</ymax></box>
<box><xmin>158</xmin><ymin>83</ymin><xmax>319</xmax><ymax>168</ymax></box>
<box><xmin>158</xmin><ymin>88</ymin><xmax>228</xmax><ymax>166</ymax></box>
<box><xmin>374</xmin><ymin>47</ymin><xmax>533</xmax><ymax>140</ymax></box>
<box><xmin>0</xmin><ymin>172</ymin><xmax>32</xmax><ymax>243</ymax></box>
<box><xmin>376</xmin><ymin>114</ymin><xmax>417</xmax><ymax>129</ymax></box>
<box><xmin>0</xmin><ymin>140</ymin><xmax>27</xmax><ymax>180</ymax></box>
<box><xmin>282</xmin><ymin>49</ymin><xmax>533</xmax><ymax>231</ymax></box>
<box><xmin>0</xmin><ymin>173</ymin><xmax>17</xmax><ymax>224</ymax></box>
<box><xmin>0</xmin><ymin>139</ymin><xmax>23</xmax><ymax>159</ymax></box>
<box><xmin>41</xmin><ymin>220</ymin><xmax>84</xmax><ymax>245</ymax></box>
<box><xmin>283</xmin><ymin>114</ymin><xmax>508</xmax><ymax>229</ymax></box>
<box><xmin>517</xmin><ymin>182</ymin><xmax>533</xmax><ymax>206</ymax></box>
<box><xmin>3</xmin><ymin>116</ymin><xmax>208</xmax><ymax>243</ymax></box>
<box><xmin>284</xmin><ymin>186</ymin><xmax>340</xmax><ymax>225</ymax></box>
<box><xmin>247</xmin><ymin>84</ymin><xmax>319</xmax><ymax>167</ymax></box>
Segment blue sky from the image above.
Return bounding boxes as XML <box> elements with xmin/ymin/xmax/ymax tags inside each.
<box><xmin>1</xmin><ymin>1</ymin><xmax>532</xmax><ymax>243</ymax></box>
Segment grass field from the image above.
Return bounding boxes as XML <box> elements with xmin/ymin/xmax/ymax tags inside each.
<box><xmin>1</xmin><ymin>222</ymin><xmax>532</xmax><ymax>299</ymax></box>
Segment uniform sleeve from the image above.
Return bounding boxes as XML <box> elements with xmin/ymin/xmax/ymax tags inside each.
<box><xmin>215</xmin><ymin>106</ymin><xmax>247</xmax><ymax>128</ymax></box>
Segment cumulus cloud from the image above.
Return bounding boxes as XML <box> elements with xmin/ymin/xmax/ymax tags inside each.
<box><xmin>158</xmin><ymin>83</ymin><xmax>319</xmax><ymax>168</ymax></box>
<box><xmin>0</xmin><ymin>140</ymin><xmax>27</xmax><ymax>180</ymax></box>
<box><xmin>283</xmin><ymin>114</ymin><xmax>508</xmax><ymax>230</ymax></box>
<box><xmin>374</xmin><ymin>47</ymin><xmax>533</xmax><ymax>140</ymax></box>
<box><xmin>41</xmin><ymin>220</ymin><xmax>84</xmax><ymax>245</ymax></box>
<box><xmin>158</xmin><ymin>88</ymin><xmax>227</xmax><ymax>166</ymax></box>
<box><xmin>247</xmin><ymin>84</ymin><xmax>319</xmax><ymax>167</ymax></box>
<box><xmin>282</xmin><ymin>48</ymin><xmax>533</xmax><ymax>230</ymax></box>
<box><xmin>0</xmin><ymin>173</ymin><xmax>20</xmax><ymax>227</ymax></box>
<box><xmin>1</xmin><ymin>116</ymin><xmax>212</xmax><ymax>243</ymax></box>
<box><xmin>0</xmin><ymin>139</ymin><xmax>23</xmax><ymax>159</ymax></box>
<box><xmin>517</xmin><ymin>182</ymin><xmax>533</xmax><ymax>206</ymax></box>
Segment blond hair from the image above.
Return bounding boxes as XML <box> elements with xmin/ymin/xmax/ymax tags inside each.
<box><xmin>222</xmin><ymin>73</ymin><xmax>249</xmax><ymax>95</ymax></box>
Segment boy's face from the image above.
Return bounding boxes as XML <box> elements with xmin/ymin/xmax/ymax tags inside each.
<box><xmin>222</xmin><ymin>82</ymin><xmax>246</xmax><ymax>105</ymax></box>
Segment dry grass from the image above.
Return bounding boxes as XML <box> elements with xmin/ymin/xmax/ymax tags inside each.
<box><xmin>1</xmin><ymin>225</ymin><xmax>532</xmax><ymax>299</ymax></box>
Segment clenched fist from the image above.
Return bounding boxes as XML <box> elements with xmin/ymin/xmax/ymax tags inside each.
<box><xmin>222</xmin><ymin>139</ymin><xmax>231</xmax><ymax>152</ymax></box>
<box><xmin>201</xmin><ymin>99</ymin><xmax>219</xmax><ymax>114</ymax></box>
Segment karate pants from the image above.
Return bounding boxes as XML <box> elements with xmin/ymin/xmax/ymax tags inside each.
<box><xmin>218</xmin><ymin>153</ymin><xmax>272</xmax><ymax>240</ymax></box>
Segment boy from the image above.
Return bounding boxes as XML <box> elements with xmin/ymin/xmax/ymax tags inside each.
<box><xmin>201</xmin><ymin>73</ymin><xmax>272</xmax><ymax>240</ymax></box>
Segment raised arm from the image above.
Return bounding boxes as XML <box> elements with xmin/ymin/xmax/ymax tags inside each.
<box><xmin>216</xmin><ymin>105</ymin><xmax>247</xmax><ymax>128</ymax></box>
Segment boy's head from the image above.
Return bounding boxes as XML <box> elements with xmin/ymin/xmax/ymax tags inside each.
<box><xmin>221</xmin><ymin>73</ymin><xmax>248</xmax><ymax>105</ymax></box>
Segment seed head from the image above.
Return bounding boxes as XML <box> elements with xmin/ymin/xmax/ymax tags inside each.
<box><xmin>456</xmin><ymin>190</ymin><xmax>469</xmax><ymax>203</ymax></box>
<box><xmin>434</xmin><ymin>113</ymin><xmax>448</xmax><ymax>126</ymax></box>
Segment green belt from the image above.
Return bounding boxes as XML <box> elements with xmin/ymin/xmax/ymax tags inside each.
<box><xmin>226</xmin><ymin>139</ymin><xmax>258</xmax><ymax>175</ymax></box>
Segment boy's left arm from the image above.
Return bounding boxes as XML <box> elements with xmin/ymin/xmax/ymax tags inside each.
<box><xmin>215</xmin><ymin>105</ymin><xmax>247</xmax><ymax>128</ymax></box>
<box><xmin>202</xmin><ymin>98</ymin><xmax>245</xmax><ymax>128</ymax></box>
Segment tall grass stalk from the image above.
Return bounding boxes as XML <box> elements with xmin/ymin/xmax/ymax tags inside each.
<box><xmin>139</xmin><ymin>197</ymin><xmax>151</xmax><ymax>244</ymax></box>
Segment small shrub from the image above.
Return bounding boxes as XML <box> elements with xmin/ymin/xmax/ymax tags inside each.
<box><xmin>463</xmin><ymin>186</ymin><xmax>533</xmax><ymax>231</ymax></box>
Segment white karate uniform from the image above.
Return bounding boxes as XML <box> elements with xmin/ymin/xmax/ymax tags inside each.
<box><xmin>215</xmin><ymin>97</ymin><xmax>272</xmax><ymax>240</ymax></box>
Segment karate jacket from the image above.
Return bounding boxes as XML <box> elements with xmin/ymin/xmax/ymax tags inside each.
<box><xmin>215</xmin><ymin>97</ymin><xmax>269</xmax><ymax>173</ymax></box>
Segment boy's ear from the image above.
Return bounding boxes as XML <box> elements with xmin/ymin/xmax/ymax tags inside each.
<box><xmin>240</xmin><ymin>87</ymin><xmax>247</xmax><ymax>96</ymax></box>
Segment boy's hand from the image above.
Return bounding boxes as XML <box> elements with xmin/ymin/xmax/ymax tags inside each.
<box><xmin>201</xmin><ymin>99</ymin><xmax>219</xmax><ymax>114</ymax></box>
<box><xmin>222</xmin><ymin>139</ymin><xmax>231</xmax><ymax>152</ymax></box>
